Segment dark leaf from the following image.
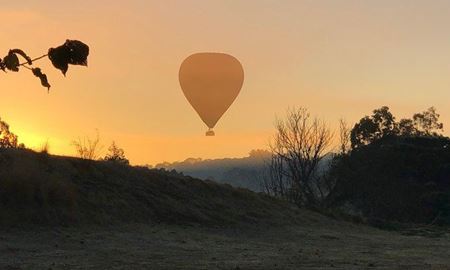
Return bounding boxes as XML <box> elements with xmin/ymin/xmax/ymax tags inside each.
<box><xmin>65</xmin><ymin>40</ymin><xmax>89</xmax><ymax>66</ymax></box>
<box><xmin>32</xmin><ymin>68</ymin><xmax>51</xmax><ymax>91</ymax></box>
<box><xmin>48</xmin><ymin>39</ymin><xmax>89</xmax><ymax>75</ymax></box>
<box><xmin>10</xmin><ymin>49</ymin><xmax>32</xmax><ymax>65</ymax></box>
<box><xmin>48</xmin><ymin>46</ymin><xmax>69</xmax><ymax>75</ymax></box>
<box><xmin>0</xmin><ymin>58</ymin><xmax>5</xmax><ymax>72</ymax></box>
<box><xmin>3</xmin><ymin>51</ymin><xmax>20</xmax><ymax>72</ymax></box>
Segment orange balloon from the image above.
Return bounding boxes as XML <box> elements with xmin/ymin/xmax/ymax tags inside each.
<box><xmin>179</xmin><ymin>53</ymin><xmax>244</xmax><ymax>136</ymax></box>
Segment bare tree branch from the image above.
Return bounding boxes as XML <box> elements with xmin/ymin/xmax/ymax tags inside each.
<box><xmin>264</xmin><ymin>107</ymin><xmax>333</xmax><ymax>207</ymax></box>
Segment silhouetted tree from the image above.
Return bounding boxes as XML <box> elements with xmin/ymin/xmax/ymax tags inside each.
<box><xmin>339</xmin><ymin>118</ymin><xmax>351</xmax><ymax>155</ymax></box>
<box><xmin>328</xmin><ymin>106</ymin><xmax>449</xmax><ymax>224</ymax></box>
<box><xmin>1</xmin><ymin>40</ymin><xmax>89</xmax><ymax>91</ymax></box>
<box><xmin>412</xmin><ymin>107</ymin><xmax>443</xmax><ymax>136</ymax></box>
<box><xmin>398</xmin><ymin>118</ymin><xmax>415</xmax><ymax>136</ymax></box>
<box><xmin>351</xmin><ymin>106</ymin><xmax>444</xmax><ymax>149</ymax></box>
<box><xmin>0</xmin><ymin>117</ymin><xmax>23</xmax><ymax>148</ymax></box>
<box><xmin>104</xmin><ymin>141</ymin><xmax>129</xmax><ymax>165</ymax></box>
<box><xmin>265</xmin><ymin>107</ymin><xmax>333</xmax><ymax>207</ymax></box>
<box><xmin>351</xmin><ymin>106</ymin><xmax>398</xmax><ymax>149</ymax></box>
<box><xmin>263</xmin><ymin>152</ymin><xmax>289</xmax><ymax>198</ymax></box>
<box><xmin>328</xmin><ymin>135</ymin><xmax>450</xmax><ymax>224</ymax></box>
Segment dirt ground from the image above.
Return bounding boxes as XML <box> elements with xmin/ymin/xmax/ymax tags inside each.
<box><xmin>1</xmin><ymin>219</ymin><xmax>450</xmax><ymax>270</ymax></box>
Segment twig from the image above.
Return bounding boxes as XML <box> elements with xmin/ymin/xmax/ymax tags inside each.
<box><xmin>19</xmin><ymin>54</ymin><xmax>48</xmax><ymax>66</ymax></box>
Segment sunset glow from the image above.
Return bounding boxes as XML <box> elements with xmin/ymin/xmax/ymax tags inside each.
<box><xmin>2</xmin><ymin>1</ymin><xmax>450</xmax><ymax>164</ymax></box>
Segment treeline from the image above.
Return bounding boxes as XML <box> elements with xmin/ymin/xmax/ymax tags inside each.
<box><xmin>263</xmin><ymin>106</ymin><xmax>450</xmax><ymax>225</ymax></box>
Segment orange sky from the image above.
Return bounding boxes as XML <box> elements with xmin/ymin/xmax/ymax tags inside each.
<box><xmin>1</xmin><ymin>1</ymin><xmax>450</xmax><ymax>165</ymax></box>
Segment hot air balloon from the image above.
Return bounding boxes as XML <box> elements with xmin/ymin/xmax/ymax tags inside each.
<box><xmin>179</xmin><ymin>53</ymin><xmax>244</xmax><ymax>136</ymax></box>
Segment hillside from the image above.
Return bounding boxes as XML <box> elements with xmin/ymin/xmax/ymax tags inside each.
<box><xmin>0</xmin><ymin>148</ymin><xmax>299</xmax><ymax>226</ymax></box>
<box><xmin>1</xmin><ymin>148</ymin><xmax>450</xmax><ymax>269</ymax></box>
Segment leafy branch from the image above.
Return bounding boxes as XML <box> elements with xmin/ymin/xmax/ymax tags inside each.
<box><xmin>0</xmin><ymin>39</ymin><xmax>90</xmax><ymax>92</ymax></box>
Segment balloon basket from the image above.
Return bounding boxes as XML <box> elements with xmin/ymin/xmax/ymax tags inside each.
<box><xmin>205</xmin><ymin>129</ymin><xmax>215</xmax><ymax>136</ymax></box>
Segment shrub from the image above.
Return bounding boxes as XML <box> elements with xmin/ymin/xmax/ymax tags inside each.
<box><xmin>103</xmin><ymin>141</ymin><xmax>129</xmax><ymax>165</ymax></box>
<box><xmin>72</xmin><ymin>131</ymin><xmax>103</xmax><ymax>160</ymax></box>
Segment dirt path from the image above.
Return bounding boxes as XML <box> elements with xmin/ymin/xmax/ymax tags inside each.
<box><xmin>1</xmin><ymin>221</ymin><xmax>449</xmax><ymax>270</ymax></box>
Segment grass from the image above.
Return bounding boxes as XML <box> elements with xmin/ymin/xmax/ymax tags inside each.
<box><xmin>2</xmin><ymin>219</ymin><xmax>450</xmax><ymax>269</ymax></box>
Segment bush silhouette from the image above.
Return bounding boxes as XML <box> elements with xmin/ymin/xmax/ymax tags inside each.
<box><xmin>103</xmin><ymin>141</ymin><xmax>129</xmax><ymax>165</ymax></box>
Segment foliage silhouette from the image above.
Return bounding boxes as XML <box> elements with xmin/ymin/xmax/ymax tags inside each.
<box><xmin>351</xmin><ymin>106</ymin><xmax>397</xmax><ymax>149</ymax></box>
<box><xmin>351</xmin><ymin>106</ymin><xmax>443</xmax><ymax>149</ymax></box>
<box><xmin>0</xmin><ymin>117</ymin><xmax>23</xmax><ymax>148</ymax></box>
<box><xmin>412</xmin><ymin>107</ymin><xmax>443</xmax><ymax>136</ymax></box>
<box><xmin>329</xmin><ymin>106</ymin><xmax>450</xmax><ymax>225</ymax></box>
<box><xmin>103</xmin><ymin>141</ymin><xmax>129</xmax><ymax>165</ymax></box>
<box><xmin>0</xmin><ymin>40</ymin><xmax>89</xmax><ymax>91</ymax></box>
<box><xmin>328</xmin><ymin>136</ymin><xmax>450</xmax><ymax>225</ymax></box>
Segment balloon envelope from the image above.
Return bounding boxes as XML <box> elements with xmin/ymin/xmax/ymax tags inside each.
<box><xmin>179</xmin><ymin>53</ymin><xmax>244</xmax><ymax>132</ymax></box>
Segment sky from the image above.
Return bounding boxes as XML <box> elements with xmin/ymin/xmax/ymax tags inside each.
<box><xmin>1</xmin><ymin>0</ymin><xmax>450</xmax><ymax>165</ymax></box>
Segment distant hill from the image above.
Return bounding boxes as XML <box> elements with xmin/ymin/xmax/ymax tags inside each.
<box><xmin>154</xmin><ymin>150</ymin><xmax>271</xmax><ymax>191</ymax></box>
<box><xmin>155</xmin><ymin>150</ymin><xmax>334</xmax><ymax>192</ymax></box>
